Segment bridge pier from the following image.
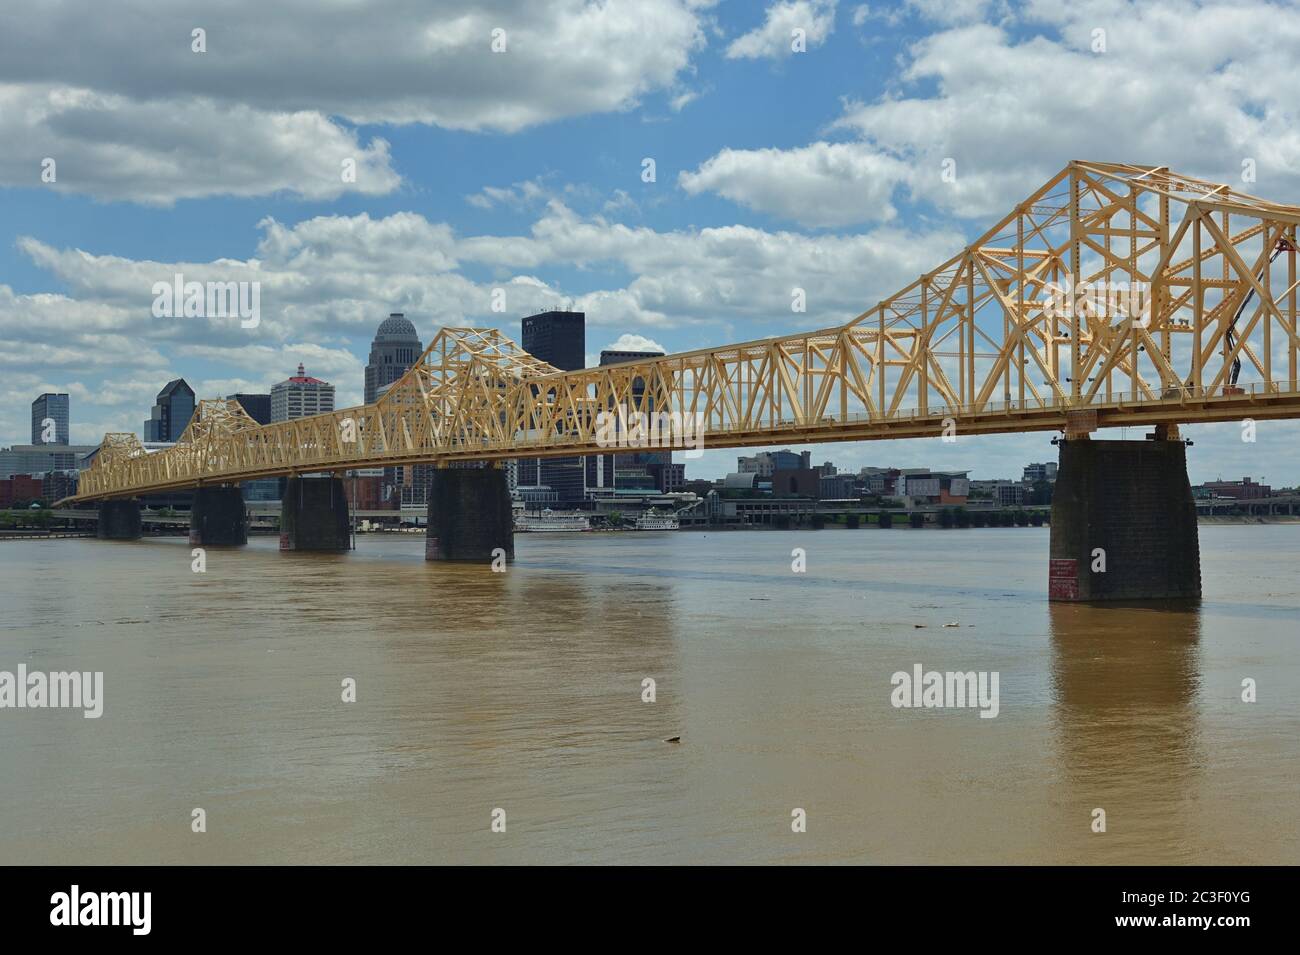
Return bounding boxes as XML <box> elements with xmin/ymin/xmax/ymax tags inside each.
<box><xmin>1049</xmin><ymin>435</ymin><xmax>1200</xmax><ymax>601</ymax></box>
<box><xmin>97</xmin><ymin>499</ymin><xmax>141</xmax><ymax>540</ymax></box>
<box><xmin>425</xmin><ymin>467</ymin><xmax>514</xmax><ymax>562</ymax></box>
<box><xmin>280</xmin><ymin>476</ymin><xmax>351</xmax><ymax>552</ymax></box>
<box><xmin>189</xmin><ymin>486</ymin><xmax>247</xmax><ymax>546</ymax></box>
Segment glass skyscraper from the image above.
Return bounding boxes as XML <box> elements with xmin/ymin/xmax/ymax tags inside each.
<box><xmin>31</xmin><ymin>393</ymin><xmax>69</xmax><ymax>445</ymax></box>
<box><xmin>143</xmin><ymin>379</ymin><xmax>196</xmax><ymax>442</ymax></box>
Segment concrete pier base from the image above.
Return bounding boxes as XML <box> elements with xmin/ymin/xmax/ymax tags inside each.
<box><xmin>189</xmin><ymin>486</ymin><xmax>247</xmax><ymax>546</ymax></box>
<box><xmin>97</xmin><ymin>499</ymin><xmax>141</xmax><ymax>540</ymax></box>
<box><xmin>425</xmin><ymin>467</ymin><xmax>514</xmax><ymax>562</ymax></box>
<box><xmin>280</xmin><ymin>476</ymin><xmax>350</xmax><ymax>552</ymax></box>
<box><xmin>1049</xmin><ymin>438</ymin><xmax>1200</xmax><ymax>601</ymax></box>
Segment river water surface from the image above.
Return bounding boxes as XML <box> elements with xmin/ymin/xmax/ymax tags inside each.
<box><xmin>1</xmin><ymin>525</ymin><xmax>1297</xmax><ymax>864</ymax></box>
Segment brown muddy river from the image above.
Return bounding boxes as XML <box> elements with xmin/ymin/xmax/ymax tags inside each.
<box><xmin>1</xmin><ymin>524</ymin><xmax>1297</xmax><ymax>864</ymax></box>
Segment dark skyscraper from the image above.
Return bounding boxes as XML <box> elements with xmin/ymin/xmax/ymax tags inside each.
<box><xmin>143</xmin><ymin>379</ymin><xmax>196</xmax><ymax>442</ymax></box>
<box><xmin>226</xmin><ymin>393</ymin><xmax>271</xmax><ymax>425</ymax></box>
<box><xmin>521</xmin><ymin>310</ymin><xmax>584</xmax><ymax>370</ymax></box>
<box><xmin>518</xmin><ymin>311</ymin><xmax>590</xmax><ymax>504</ymax></box>
<box><xmin>365</xmin><ymin>313</ymin><xmax>423</xmax><ymax>404</ymax></box>
<box><xmin>226</xmin><ymin>393</ymin><xmax>277</xmax><ymax>501</ymax></box>
<box><xmin>31</xmin><ymin>393</ymin><xmax>69</xmax><ymax>445</ymax></box>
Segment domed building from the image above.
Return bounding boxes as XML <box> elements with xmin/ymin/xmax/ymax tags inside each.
<box><xmin>364</xmin><ymin>313</ymin><xmax>423</xmax><ymax>404</ymax></box>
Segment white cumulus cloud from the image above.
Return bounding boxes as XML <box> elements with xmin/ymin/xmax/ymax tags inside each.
<box><xmin>726</xmin><ymin>0</ymin><xmax>838</xmax><ymax>60</ymax></box>
<box><xmin>687</xmin><ymin>0</ymin><xmax>1300</xmax><ymax>227</ymax></box>
<box><xmin>0</xmin><ymin>0</ymin><xmax>709</xmax><ymax>202</ymax></box>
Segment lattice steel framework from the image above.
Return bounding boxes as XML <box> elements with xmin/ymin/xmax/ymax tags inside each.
<box><xmin>68</xmin><ymin>162</ymin><xmax>1300</xmax><ymax>502</ymax></box>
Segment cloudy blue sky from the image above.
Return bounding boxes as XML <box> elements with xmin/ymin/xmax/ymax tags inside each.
<box><xmin>2</xmin><ymin>0</ymin><xmax>1299</xmax><ymax>483</ymax></box>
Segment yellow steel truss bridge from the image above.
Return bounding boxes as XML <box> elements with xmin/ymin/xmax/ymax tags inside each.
<box><xmin>67</xmin><ymin>161</ymin><xmax>1300</xmax><ymax>503</ymax></box>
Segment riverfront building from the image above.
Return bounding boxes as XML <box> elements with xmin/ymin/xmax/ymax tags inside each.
<box><xmin>1023</xmin><ymin>462</ymin><xmax>1059</xmax><ymax>483</ymax></box>
<box><xmin>1197</xmin><ymin>477</ymin><xmax>1272</xmax><ymax>500</ymax></box>
<box><xmin>0</xmin><ymin>444</ymin><xmax>96</xmax><ymax>478</ymax></box>
<box><xmin>737</xmin><ymin>449</ymin><xmax>812</xmax><ymax>478</ymax></box>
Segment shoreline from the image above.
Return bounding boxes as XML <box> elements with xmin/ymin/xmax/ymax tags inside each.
<box><xmin>1197</xmin><ymin>514</ymin><xmax>1300</xmax><ymax>524</ymax></box>
<box><xmin>3</xmin><ymin>515</ymin><xmax>1297</xmax><ymax>542</ymax></box>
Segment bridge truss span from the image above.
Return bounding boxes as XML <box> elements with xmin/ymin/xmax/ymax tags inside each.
<box><xmin>69</xmin><ymin>161</ymin><xmax>1300</xmax><ymax>503</ymax></box>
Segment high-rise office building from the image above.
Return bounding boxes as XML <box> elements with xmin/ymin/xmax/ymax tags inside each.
<box><xmin>31</xmin><ymin>393</ymin><xmax>69</xmax><ymax>445</ymax></box>
<box><xmin>223</xmin><ymin>391</ymin><xmax>278</xmax><ymax>501</ymax></box>
<box><xmin>519</xmin><ymin>311</ymin><xmax>593</xmax><ymax>505</ymax></box>
<box><xmin>364</xmin><ymin>314</ymin><xmax>426</xmax><ymax>502</ymax></box>
<box><xmin>271</xmin><ymin>365</ymin><xmax>335</xmax><ymax>422</ymax></box>
<box><xmin>648</xmin><ymin>461</ymin><xmax>686</xmax><ymax>493</ymax></box>
<box><xmin>598</xmin><ymin>348</ymin><xmax>668</xmax><ymax>489</ymax></box>
<box><xmin>226</xmin><ymin>393</ymin><xmax>271</xmax><ymax>425</ymax></box>
<box><xmin>521</xmin><ymin>310</ymin><xmax>584</xmax><ymax>370</ymax></box>
<box><xmin>143</xmin><ymin>379</ymin><xmax>196</xmax><ymax>442</ymax></box>
<box><xmin>365</xmin><ymin>313</ymin><xmax>423</xmax><ymax>404</ymax></box>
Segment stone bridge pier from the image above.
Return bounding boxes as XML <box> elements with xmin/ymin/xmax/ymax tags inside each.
<box><xmin>280</xmin><ymin>476</ymin><xmax>351</xmax><ymax>552</ymax></box>
<box><xmin>1049</xmin><ymin>430</ymin><xmax>1201</xmax><ymax>602</ymax></box>
<box><xmin>425</xmin><ymin>466</ymin><xmax>514</xmax><ymax>562</ymax></box>
<box><xmin>97</xmin><ymin>498</ymin><xmax>142</xmax><ymax>540</ymax></box>
<box><xmin>189</xmin><ymin>485</ymin><xmax>247</xmax><ymax>546</ymax></box>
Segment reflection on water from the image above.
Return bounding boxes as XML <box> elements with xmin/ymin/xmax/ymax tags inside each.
<box><xmin>1049</xmin><ymin>603</ymin><xmax>1204</xmax><ymax>863</ymax></box>
<box><xmin>1</xmin><ymin>525</ymin><xmax>1297</xmax><ymax>864</ymax></box>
